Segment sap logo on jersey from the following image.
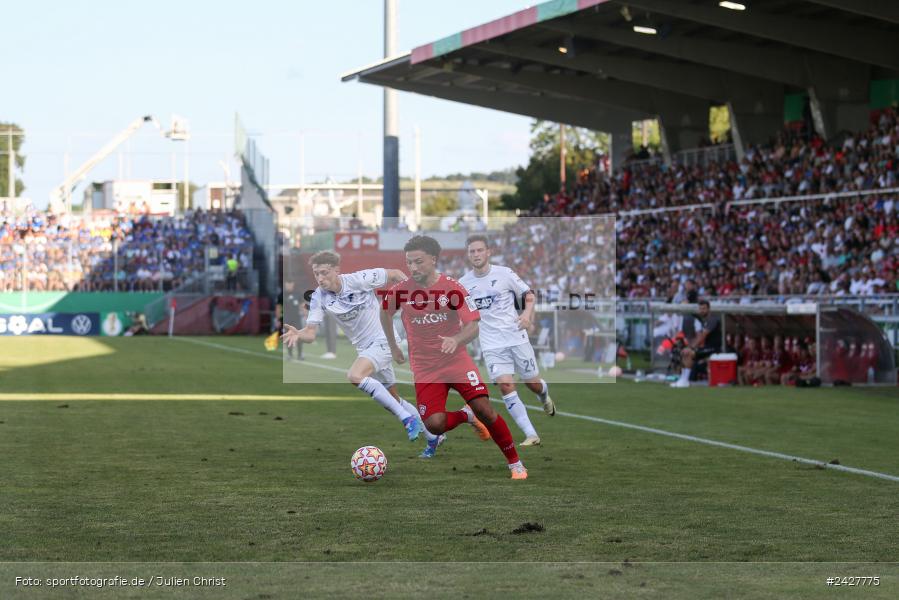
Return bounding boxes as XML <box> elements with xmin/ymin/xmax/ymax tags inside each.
<box><xmin>335</xmin><ymin>306</ymin><xmax>362</xmax><ymax>322</ymax></box>
<box><xmin>410</xmin><ymin>312</ymin><xmax>449</xmax><ymax>326</ymax></box>
<box><xmin>473</xmin><ymin>296</ymin><xmax>495</xmax><ymax>310</ymax></box>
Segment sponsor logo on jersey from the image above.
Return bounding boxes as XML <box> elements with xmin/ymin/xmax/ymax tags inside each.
<box><xmin>410</xmin><ymin>312</ymin><xmax>449</xmax><ymax>326</ymax></box>
<box><xmin>473</xmin><ymin>296</ymin><xmax>494</xmax><ymax>310</ymax></box>
<box><xmin>335</xmin><ymin>306</ymin><xmax>362</xmax><ymax>322</ymax></box>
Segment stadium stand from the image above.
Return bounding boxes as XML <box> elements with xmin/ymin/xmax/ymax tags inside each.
<box><xmin>534</xmin><ymin>109</ymin><xmax>899</xmax><ymax>214</ymax></box>
<box><xmin>0</xmin><ymin>209</ymin><xmax>254</xmax><ymax>292</ymax></box>
<box><xmin>525</xmin><ymin>110</ymin><xmax>899</xmax><ymax>302</ymax></box>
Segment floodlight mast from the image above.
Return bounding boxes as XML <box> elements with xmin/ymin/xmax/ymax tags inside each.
<box><xmin>382</xmin><ymin>0</ymin><xmax>399</xmax><ymax>222</ymax></box>
<box><xmin>50</xmin><ymin>115</ymin><xmax>176</xmax><ymax>213</ymax></box>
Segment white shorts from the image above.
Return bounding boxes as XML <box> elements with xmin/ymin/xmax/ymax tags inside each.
<box><xmin>358</xmin><ymin>340</ymin><xmax>397</xmax><ymax>388</ymax></box>
<box><xmin>483</xmin><ymin>342</ymin><xmax>539</xmax><ymax>382</ymax></box>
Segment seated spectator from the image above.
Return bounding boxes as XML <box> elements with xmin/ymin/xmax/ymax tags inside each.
<box><xmin>670</xmin><ymin>299</ymin><xmax>723</xmax><ymax>388</ymax></box>
<box><xmin>782</xmin><ymin>345</ymin><xmax>818</xmax><ymax>386</ymax></box>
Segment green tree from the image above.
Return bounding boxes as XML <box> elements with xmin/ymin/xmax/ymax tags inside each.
<box><xmin>0</xmin><ymin>123</ymin><xmax>26</xmax><ymax>197</ymax></box>
<box><xmin>632</xmin><ymin>119</ymin><xmax>662</xmax><ymax>153</ymax></box>
<box><xmin>422</xmin><ymin>192</ymin><xmax>456</xmax><ymax>216</ymax></box>
<box><xmin>503</xmin><ymin>120</ymin><xmax>609</xmax><ymax>211</ymax></box>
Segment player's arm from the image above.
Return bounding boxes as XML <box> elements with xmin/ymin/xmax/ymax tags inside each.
<box><xmin>439</xmin><ymin>319</ymin><xmax>479</xmax><ymax>354</ymax></box>
<box><xmin>283</xmin><ymin>291</ymin><xmax>324</xmax><ymax>347</ymax></box>
<box><xmin>439</xmin><ymin>282</ymin><xmax>481</xmax><ymax>354</ymax></box>
<box><xmin>347</xmin><ymin>268</ymin><xmax>406</xmax><ymax>292</ymax></box>
<box><xmin>518</xmin><ymin>290</ymin><xmax>536</xmax><ymax>330</ymax></box>
<box><xmin>509</xmin><ymin>269</ymin><xmax>536</xmax><ymax>330</ymax></box>
<box><xmin>378</xmin><ymin>291</ymin><xmax>406</xmax><ymax>364</ymax></box>
<box><xmin>281</xmin><ymin>322</ymin><xmax>319</xmax><ymax>347</ymax></box>
<box><xmin>384</xmin><ymin>269</ymin><xmax>408</xmax><ymax>286</ymax></box>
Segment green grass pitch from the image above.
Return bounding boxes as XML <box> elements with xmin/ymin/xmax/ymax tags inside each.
<box><xmin>0</xmin><ymin>335</ymin><xmax>897</xmax><ymax>599</ymax></box>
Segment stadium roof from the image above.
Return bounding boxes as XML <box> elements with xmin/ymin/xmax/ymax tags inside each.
<box><xmin>343</xmin><ymin>0</ymin><xmax>899</xmax><ymax>155</ymax></box>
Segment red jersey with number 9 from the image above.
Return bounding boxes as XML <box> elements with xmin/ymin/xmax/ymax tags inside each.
<box><xmin>384</xmin><ymin>273</ymin><xmax>480</xmax><ymax>382</ymax></box>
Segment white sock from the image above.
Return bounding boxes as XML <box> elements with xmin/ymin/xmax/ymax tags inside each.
<box><xmin>503</xmin><ymin>391</ymin><xmax>537</xmax><ymax>438</ymax></box>
<box><xmin>398</xmin><ymin>397</ymin><xmax>419</xmax><ymax>419</ymax></box>
<box><xmin>508</xmin><ymin>460</ymin><xmax>524</xmax><ymax>470</ymax></box>
<box><xmin>358</xmin><ymin>377</ymin><xmax>410</xmax><ymax>422</ymax></box>
<box><xmin>400</xmin><ymin>397</ymin><xmax>437</xmax><ymax>441</ymax></box>
<box><xmin>462</xmin><ymin>404</ymin><xmax>475</xmax><ymax>423</ymax></box>
<box><xmin>680</xmin><ymin>367</ymin><xmax>691</xmax><ymax>383</ymax></box>
<box><xmin>538</xmin><ymin>379</ymin><xmax>548</xmax><ymax>398</ymax></box>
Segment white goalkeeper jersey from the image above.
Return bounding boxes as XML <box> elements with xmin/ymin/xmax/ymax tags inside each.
<box><xmin>307</xmin><ymin>268</ymin><xmax>389</xmax><ymax>349</ymax></box>
<box><xmin>459</xmin><ymin>264</ymin><xmax>531</xmax><ymax>351</ymax></box>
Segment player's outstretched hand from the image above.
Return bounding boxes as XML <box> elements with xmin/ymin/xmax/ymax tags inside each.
<box><xmin>438</xmin><ymin>335</ymin><xmax>458</xmax><ymax>354</ymax></box>
<box><xmin>391</xmin><ymin>345</ymin><xmax>406</xmax><ymax>364</ymax></box>
<box><xmin>280</xmin><ymin>325</ymin><xmax>300</xmax><ymax>348</ymax></box>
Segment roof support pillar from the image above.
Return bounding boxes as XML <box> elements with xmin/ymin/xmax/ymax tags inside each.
<box><xmin>658</xmin><ymin>100</ymin><xmax>709</xmax><ymax>156</ymax></box>
<box><xmin>609</xmin><ymin>121</ymin><xmax>634</xmax><ymax>172</ymax></box>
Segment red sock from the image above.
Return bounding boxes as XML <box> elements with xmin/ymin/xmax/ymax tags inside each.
<box><xmin>443</xmin><ymin>410</ymin><xmax>468</xmax><ymax>432</ymax></box>
<box><xmin>485</xmin><ymin>415</ymin><xmax>520</xmax><ymax>465</ymax></box>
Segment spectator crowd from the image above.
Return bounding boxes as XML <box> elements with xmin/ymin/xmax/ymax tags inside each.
<box><xmin>0</xmin><ymin>209</ymin><xmax>253</xmax><ymax>292</ymax></box>
<box><xmin>529</xmin><ymin>109</ymin><xmax>899</xmax><ymax>300</ymax></box>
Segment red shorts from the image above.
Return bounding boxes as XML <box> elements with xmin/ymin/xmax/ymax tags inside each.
<box><xmin>414</xmin><ymin>368</ymin><xmax>488</xmax><ymax>420</ymax></box>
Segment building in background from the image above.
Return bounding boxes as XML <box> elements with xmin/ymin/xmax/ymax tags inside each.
<box><xmin>192</xmin><ymin>182</ymin><xmax>240</xmax><ymax>212</ymax></box>
<box><xmin>84</xmin><ymin>180</ymin><xmax>179</xmax><ymax>216</ymax></box>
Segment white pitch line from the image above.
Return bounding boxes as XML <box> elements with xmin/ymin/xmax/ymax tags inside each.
<box><xmin>173</xmin><ymin>337</ymin><xmax>899</xmax><ymax>484</ymax></box>
<box><xmin>545</xmin><ymin>409</ymin><xmax>899</xmax><ymax>483</ymax></box>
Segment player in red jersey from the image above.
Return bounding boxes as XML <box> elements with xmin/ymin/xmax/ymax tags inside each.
<box><xmin>378</xmin><ymin>235</ymin><xmax>527</xmax><ymax>479</ymax></box>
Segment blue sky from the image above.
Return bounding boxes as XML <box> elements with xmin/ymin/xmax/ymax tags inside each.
<box><xmin>6</xmin><ymin>0</ymin><xmax>533</xmax><ymax>207</ymax></box>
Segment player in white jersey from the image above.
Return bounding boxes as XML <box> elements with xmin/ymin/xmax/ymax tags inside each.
<box><xmin>281</xmin><ymin>251</ymin><xmax>444</xmax><ymax>453</ymax></box>
<box><xmin>459</xmin><ymin>235</ymin><xmax>555</xmax><ymax>446</ymax></box>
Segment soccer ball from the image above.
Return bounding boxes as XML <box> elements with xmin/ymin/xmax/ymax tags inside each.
<box><xmin>609</xmin><ymin>366</ymin><xmax>623</xmax><ymax>377</ymax></box>
<box><xmin>350</xmin><ymin>446</ymin><xmax>388</xmax><ymax>482</ymax></box>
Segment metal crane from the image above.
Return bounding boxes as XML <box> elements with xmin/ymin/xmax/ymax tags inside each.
<box><xmin>49</xmin><ymin>115</ymin><xmax>172</xmax><ymax>213</ymax></box>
